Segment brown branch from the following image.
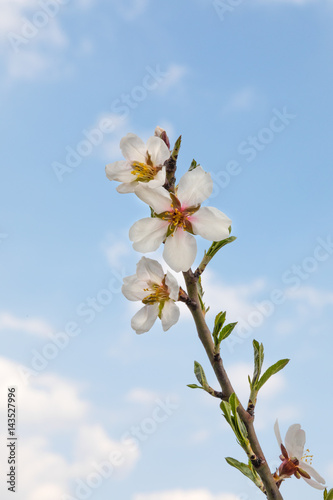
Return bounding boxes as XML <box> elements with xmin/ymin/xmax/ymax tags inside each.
<box><xmin>183</xmin><ymin>269</ymin><xmax>283</xmax><ymax>500</ymax></box>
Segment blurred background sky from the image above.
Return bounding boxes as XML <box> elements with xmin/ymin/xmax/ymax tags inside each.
<box><xmin>1</xmin><ymin>0</ymin><xmax>333</xmax><ymax>499</ymax></box>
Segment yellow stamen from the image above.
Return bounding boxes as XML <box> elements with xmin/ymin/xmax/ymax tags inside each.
<box><xmin>131</xmin><ymin>160</ymin><xmax>158</xmax><ymax>182</ymax></box>
<box><xmin>302</xmin><ymin>449</ymin><xmax>313</xmax><ymax>465</ymax></box>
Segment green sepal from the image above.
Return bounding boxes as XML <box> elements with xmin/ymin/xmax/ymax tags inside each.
<box><xmin>256</xmin><ymin>359</ymin><xmax>290</xmax><ymax>391</ymax></box>
<box><xmin>187</xmin><ymin>384</ymin><xmax>203</xmax><ymax>390</ymax></box>
<box><xmin>165</xmin><ymin>224</ymin><xmax>176</xmax><ymax>238</ymax></box>
<box><xmin>189</xmin><ymin>159</ymin><xmax>198</xmax><ymax>171</ymax></box>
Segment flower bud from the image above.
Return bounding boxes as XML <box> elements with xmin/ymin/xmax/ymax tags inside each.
<box><xmin>154</xmin><ymin>126</ymin><xmax>170</xmax><ymax>149</ymax></box>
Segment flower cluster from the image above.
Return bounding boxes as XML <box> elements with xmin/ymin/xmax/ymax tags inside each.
<box><xmin>106</xmin><ymin>127</ymin><xmax>231</xmax><ymax>331</ymax></box>
<box><xmin>105</xmin><ymin>126</ymin><xmax>326</xmax><ymax>497</ymax></box>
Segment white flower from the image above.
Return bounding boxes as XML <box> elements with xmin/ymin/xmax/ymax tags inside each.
<box><xmin>129</xmin><ymin>166</ymin><xmax>232</xmax><ymax>272</ymax></box>
<box><xmin>105</xmin><ymin>133</ymin><xmax>170</xmax><ymax>193</ymax></box>
<box><xmin>122</xmin><ymin>257</ymin><xmax>180</xmax><ymax>334</ymax></box>
<box><xmin>274</xmin><ymin>419</ymin><xmax>325</xmax><ymax>490</ymax></box>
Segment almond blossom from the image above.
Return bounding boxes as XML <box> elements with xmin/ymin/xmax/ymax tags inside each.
<box><xmin>129</xmin><ymin>166</ymin><xmax>232</xmax><ymax>272</ymax></box>
<box><xmin>122</xmin><ymin>257</ymin><xmax>180</xmax><ymax>334</ymax></box>
<box><xmin>105</xmin><ymin>133</ymin><xmax>170</xmax><ymax>193</ymax></box>
<box><xmin>273</xmin><ymin>419</ymin><xmax>325</xmax><ymax>490</ymax></box>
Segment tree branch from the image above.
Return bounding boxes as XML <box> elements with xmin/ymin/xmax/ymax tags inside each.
<box><xmin>183</xmin><ymin>269</ymin><xmax>283</xmax><ymax>500</ymax></box>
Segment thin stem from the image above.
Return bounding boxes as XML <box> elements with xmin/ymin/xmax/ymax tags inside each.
<box><xmin>183</xmin><ymin>270</ymin><xmax>283</xmax><ymax>500</ymax></box>
<box><xmin>163</xmin><ymin>135</ymin><xmax>181</xmax><ymax>192</ymax></box>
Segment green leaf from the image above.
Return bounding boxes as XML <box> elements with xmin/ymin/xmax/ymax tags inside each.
<box><xmin>212</xmin><ymin>311</ymin><xmax>226</xmax><ymax>343</ymax></box>
<box><xmin>220</xmin><ymin>400</ymin><xmax>233</xmax><ymax>427</ymax></box>
<box><xmin>225</xmin><ymin>457</ymin><xmax>258</xmax><ymax>483</ymax></box>
<box><xmin>189</xmin><ymin>159</ymin><xmax>198</xmax><ymax>171</ymax></box>
<box><xmin>171</xmin><ymin>135</ymin><xmax>181</xmax><ymax>161</ymax></box>
<box><xmin>229</xmin><ymin>393</ymin><xmax>248</xmax><ymax>443</ymax></box>
<box><xmin>197</xmin><ymin>277</ymin><xmax>209</xmax><ymax>314</ymax></box>
<box><xmin>187</xmin><ymin>384</ymin><xmax>203</xmax><ymax>390</ymax></box>
<box><xmin>252</xmin><ymin>340</ymin><xmax>264</xmax><ymax>385</ymax></box>
<box><xmin>323</xmin><ymin>488</ymin><xmax>333</xmax><ymax>500</ymax></box>
<box><xmin>218</xmin><ymin>322</ymin><xmax>237</xmax><ymax>342</ymax></box>
<box><xmin>205</xmin><ymin>236</ymin><xmax>237</xmax><ymax>259</ymax></box>
<box><xmin>257</xmin><ymin>359</ymin><xmax>290</xmax><ymax>391</ymax></box>
<box><xmin>229</xmin><ymin>392</ymin><xmax>238</xmax><ymax>416</ymax></box>
<box><xmin>194</xmin><ymin>361</ymin><xmax>208</xmax><ymax>388</ymax></box>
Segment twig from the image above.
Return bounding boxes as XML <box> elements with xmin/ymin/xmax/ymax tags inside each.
<box><xmin>183</xmin><ymin>269</ymin><xmax>283</xmax><ymax>500</ymax></box>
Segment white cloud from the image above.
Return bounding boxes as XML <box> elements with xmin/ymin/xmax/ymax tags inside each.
<box><xmin>0</xmin><ymin>311</ymin><xmax>53</xmax><ymax>337</ymax></box>
<box><xmin>0</xmin><ymin>356</ymin><xmax>88</xmax><ymax>428</ymax></box>
<box><xmin>133</xmin><ymin>490</ymin><xmax>241</xmax><ymax>500</ymax></box>
<box><xmin>156</xmin><ymin>64</ymin><xmax>189</xmax><ymax>95</ymax></box>
<box><xmin>188</xmin><ymin>428</ymin><xmax>211</xmax><ymax>444</ymax></box>
<box><xmin>103</xmin><ymin>236</ymin><xmax>131</xmax><ymax>269</ymax></box>
<box><xmin>125</xmin><ymin>387</ymin><xmax>159</xmax><ymax>404</ymax></box>
<box><xmin>0</xmin><ymin>356</ymin><xmax>140</xmax><ymax>499</ymax></box>
<box><xmin>203</xmin><ymin>269</ymin><xmax>266</xmax><ymax>323</ymax></box>
<box><xmin>225</xmin><ymin>87</ymin><xmax>258</xmax><ymax>112</ymax></box>
<box><xmin>1</xmin><ymin>0</ymin><xmax>92</xmax><ymax>81</ymax></box>
<box><xmin>285</xmin><ymin>285</ymin><xmax>333</xmax><ymax>308</ymax></box>
<box><xmin>226</xmin><ymin>361</ymin><xmax>285</xmax><ymax>404</ymax></box>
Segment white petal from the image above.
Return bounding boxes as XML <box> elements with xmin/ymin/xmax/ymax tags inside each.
<box><xmin>136</xmin><ymin>257</ymin><xmax>164</xmax><ymax>284</ymax></box>
<box><xmin>165</xmin><ymin>271</ymin><xmax>179</xmax><ymax>301</ymax></box>
<box><xmin>105</xmin><ymin>161</ymin><xmax>134</xmax><ymax>182</ymax></box>
<box><xmin>300</xmin><ymin>461</ymin><xmax>325</xmax><ymax>484</ymax></box>
<box><xmin>131</xmin><ymin>304</ymin><xmax>159</xmax><ymax>334</ymax></box>
<box><xmin>135</xmin><ymin>185</ymin><xmax>171</xmax><ymax>213</ymax></box>
<box><xmin>116</xmin><ymin>182</ymin><xmax>136</xmax><ymax>193</ymax></box>
<box><xmin>146</xmin><ymin>136</ymin><xmax>170</xmax><ymax>166</ymax></box>
<box><xmin>161</xmin><ymin>300</ymin><xmax>180</xmax><ymax>331</ymax></box>
<box><xmin>145</xmin><ymin>166</ymin><xmax>166</xmax><ymax>189</ymax></box>
<box><xmin>120</xmin><ymin>133</ymin><xmax>146</xmax><ymax>162</ymax></box>
<box><xmin>122</xmin><ymin>276</ymin><xmax>147</xmax><ymax>301</ymax></box>
<box><xmin>189</xmin><ymin>206</ymin><xmax>231</xmax><ymax>241</ymax></box>
<box><xmin>285</xmin><ymin>424</ymin><xmax>305</xmax><ymax>459</ymax></box>
<box><xmin>302</xmin><ymin>477</ymin><xmax>325</xmax><ymax>490</ymax></box>
<box><xmin>177</xmin><ymin>166</ymin><xmax>213</xmax><ymax>207</ymax></box>
<box><xmin>129</xmin><ymin>218</ymin><xmax>168</xmax><ymax>253</ymax></box>
<box><xmin>274</xmin><ymin>419</ymin><xmax>283</xmax><ymax>448</ymax></box>
<box><xmin>163</xmin><ymin>228</ymin><xmax>197</xmax><ymax>272</ymax></box>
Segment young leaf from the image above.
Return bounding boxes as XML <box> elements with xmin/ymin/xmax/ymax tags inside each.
<box><xmin>252</xmin><ymin>340</ymin><xmax>264</xmax><ymax>385</ymax></box>
<box><xmin>212</xmin><ymin>311</ymin><xmax>226</xmax><ymax>343</ymax></box>
<box><xmin>220</xmin><ymin>400</ymin><xmax>233</xmax><ymax>427</ymax></box>
<box><xmin>205</xmin><ymin>236</ymin><xmax>237</xmax><ymax>259</ymax></box>
<box><xmin>218</xmin><ymin>322</ymin><xmax>237</xmax><ymax>342</ymax></box>
<box><xmin>187</xmin><ymin>384</ymin><xmax>203</xmax><ymax>390</ymax></box>
<box><xmin>257</xmin><ymin>359</ymin><xmax>290</xmax><ymax>391</ymax></box>
<box><xmin>324</xmin><ymin>489</ymin><xmax>333</xmax><ymax>500</ymax></box>
<box><xmin>225</xmin><ymin>457</ymin><xmax>258</xmax><ymax>483</ymax></box>
<box><xmin>194</xmin><ymin>361</ymin><xmax>208</xmax><ymax>388</ymax></box>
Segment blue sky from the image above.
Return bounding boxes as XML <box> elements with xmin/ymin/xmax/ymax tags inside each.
<box><xmin>1</xmin><ymin>1</ymin><xmax>333</xmax><ymax>499</ymax></box>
